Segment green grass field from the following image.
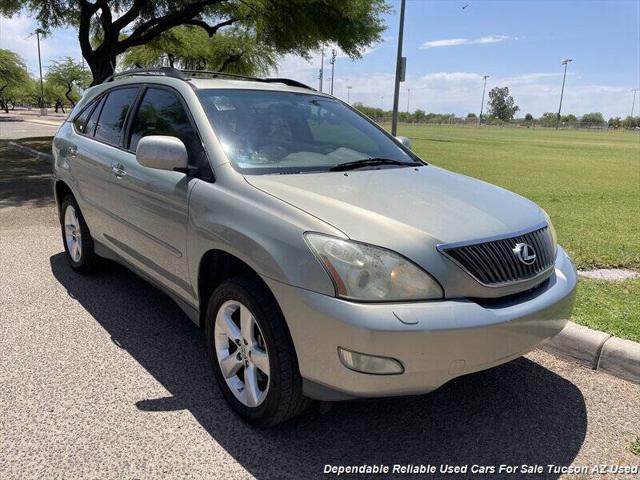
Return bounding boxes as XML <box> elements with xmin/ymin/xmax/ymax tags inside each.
<box><xmin>393</xmin><ymin>125</ymin><xmax>640</xmax><ymax>340</ymax></box>
<box><xmin>396</xmin><ymin>125</ymin><xmax>640</xmax><ymax>270</ymax></box>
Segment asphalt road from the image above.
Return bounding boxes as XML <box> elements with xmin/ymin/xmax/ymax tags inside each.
<box><xmin>1</xmin><ymin>150</ymin><xmax>639</xmax><ymax>480</ymax></box>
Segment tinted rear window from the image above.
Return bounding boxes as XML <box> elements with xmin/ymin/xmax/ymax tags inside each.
<box><xmin>94</xmin><ymin>87</ymin><xmax>139</xmax><ymax>145</ymax></box>
<box><xmin>84</xmin><ymin>96</ymin><xmax>105</xmax><ymax>137</ymax></box>
<box><xmin>73</xmin><ymin>97</ymin><xmax>99</xmax><ymax>134</ymax></box>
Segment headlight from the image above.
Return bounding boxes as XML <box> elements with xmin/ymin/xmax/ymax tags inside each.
<box><xmin>305</xmin><ymin>233</ymin><xmax>443</xmax><ymax>301</ymax></box>
<box><xmin>542</xmin><ymin>209</ymin><xmax>558</xmax><ymax>252</ymax></box>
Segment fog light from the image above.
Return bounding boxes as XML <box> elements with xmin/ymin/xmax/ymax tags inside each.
<box><xmin>338</xmin><ymin>347</ymin><xmax>404</xmax><ymax>375</ymax></box>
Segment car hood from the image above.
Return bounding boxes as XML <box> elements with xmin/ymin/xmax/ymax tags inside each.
<box><xmin>244</xmin><ymin>165</ymin><xmax>545</xmax><ymax>245</ymax></box>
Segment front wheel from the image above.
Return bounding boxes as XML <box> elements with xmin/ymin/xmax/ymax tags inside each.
<box><xmin>205</xmin><ymin>275</ymin><xmax>310</xmax><ymax>426</ymax></box>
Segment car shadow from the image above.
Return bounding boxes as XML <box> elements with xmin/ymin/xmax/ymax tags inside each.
<box><xmin>50</xmin><ymin>253</ymin><xmax>587</xmax><ymax>480</ymax></box>
<box><xmin>0</xmin><ymin>140</ymin><xmax>53</xmax><ymax>209</ymax></box>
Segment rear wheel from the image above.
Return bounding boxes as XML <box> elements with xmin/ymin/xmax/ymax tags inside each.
<box><xmin>60</xmin><ymin>195</ymin><xmax>99</xmax><ymax>273</ymax></box>
<box><xmin>205</xmin><ymin>275</ymin><xmax>310</xmax><ymax>426</ymax></box>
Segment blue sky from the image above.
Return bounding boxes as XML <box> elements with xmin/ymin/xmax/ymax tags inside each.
<box><xmin>1</xmin><ymin>0</ymin><xmax>639</xmax><ymax>117</ymax></box>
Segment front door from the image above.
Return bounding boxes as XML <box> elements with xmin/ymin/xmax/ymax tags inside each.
<box><xmin>107</xmin><ymin>86</ymin><xmax>208</xmax><ymax>303</ymax></box>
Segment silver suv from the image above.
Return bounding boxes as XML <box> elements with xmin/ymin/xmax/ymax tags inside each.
<box><xmin>53</xmin><ymin>68</ymin><xmax>576</xmax><ymax>426</ymax></box>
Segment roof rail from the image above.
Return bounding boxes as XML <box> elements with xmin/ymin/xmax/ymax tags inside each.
<box><xmin>103</xmin><ymin>67</ymin><xmax>186</xmax><ymax>83</ymax></box>
<box><xmin>103</xmin><ymin>67</ymin><xmax>316</xmax><ymax>91</ymax></box>
<box><xmin>181</xmin><ymin>70</ymin><xmax>316</xmax><ymax>90</ymax></box>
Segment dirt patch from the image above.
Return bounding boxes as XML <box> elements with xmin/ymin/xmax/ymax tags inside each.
<box><xmin>578</xmin><ymin>269</ymin><xmax>640</xmax><ymax>281</ymax></box>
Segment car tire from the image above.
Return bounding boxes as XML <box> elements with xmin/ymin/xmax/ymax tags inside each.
<box><xmin>205</xmin><ymin>275</ymin><xmax>310</xmax><ymax>427</ymax></box>
<box><xmin>60</xmin><ymin>195</ymin><xmax>99</xmax><ymax>274</ymax></box>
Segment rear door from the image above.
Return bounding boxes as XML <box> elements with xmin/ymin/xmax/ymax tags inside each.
<box><xmin>106</xmin><ymin>85</ymin><xmax>208</xmax><ymax>301</ymax></box>
<box><xmin>68</xmin><ymin>87</ymin><xmax>139</xmax><ymax>240</ymax></box>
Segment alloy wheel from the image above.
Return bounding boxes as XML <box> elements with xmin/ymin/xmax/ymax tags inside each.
<box><xmin>214</xmin><ymin>300</ymin><xmax>270</xmax><ymax>407</ymax></box>
<box><xmin>64</xmin><ymin>205</ymin><xmax>82</xmax><ymax>262</ymax></box>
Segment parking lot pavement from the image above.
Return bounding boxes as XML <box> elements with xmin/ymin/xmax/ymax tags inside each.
<box><xmin>0</xmin><ymin>119</ymin><xmax>62</xmax><ymax>139</ymax></box>
<box><xmin>1</xmin><ymin>153</ymin><xmax>639</xmax><ymax>480</ymax></box>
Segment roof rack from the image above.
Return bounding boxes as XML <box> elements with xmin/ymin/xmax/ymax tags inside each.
<box><xmin>103</xmin><ymin>66</ymin><xmax>186</xmax><ymax>83</ymax></box>
<box><xmin>103</xmin><ymin>67</ymin><xmax>316</xmax><ymax>91</ymax></box>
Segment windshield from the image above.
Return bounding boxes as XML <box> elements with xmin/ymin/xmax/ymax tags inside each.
<box><xmin>197</xmin><ymin>89</ymin><xmax>420</xmax><ymax>174</ymax></box>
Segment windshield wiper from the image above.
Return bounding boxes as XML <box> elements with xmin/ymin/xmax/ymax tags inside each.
<box><xmin>329</xmin><ymin>158</ymin><xmax>421</xmax><ymax>172</ymax></box>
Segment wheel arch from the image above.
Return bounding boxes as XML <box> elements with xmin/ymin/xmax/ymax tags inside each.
<box><xmin>54</xmin><ymin>179</ymin><xmax>74</xmax><ymax>218</ymax></box>
<box><xmin>197</xmin><ymin>249</ymin><xmax>281</xmax><ymax>329</ymax></box>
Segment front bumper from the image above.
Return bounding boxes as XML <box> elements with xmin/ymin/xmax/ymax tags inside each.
<box><xmin>264</xmin><ymin>247</ymin><xmax>577</xmax><ymax>401</ymax></box>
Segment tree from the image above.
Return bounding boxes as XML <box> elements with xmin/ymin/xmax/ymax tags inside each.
<box><xmin>43</xmin><ymin>79</ymin><xmax>71</xmax><ymax>108</ymax></box>
<box><xmin>121</xmin><ymin>25</ymin><xmax>277</xmax><ymax>76</ymax></box>
<box><xmin>466</xmin><ymin>112</ymin><xmax>477</xmax><ymax>118</ymax></box>
<box><xmin>539</xmin><ymin>112</ymin><xmax>556</xmax><ymax>127</ymax></box>
<box><xmin>622</xmin><ymin>116</ymin><xmax>639</xmax><ymax>129</ymax></box>
<box><xmin>4</xmin><ymin>0</ymin><xmax>388</xmax><ymax>85</ymax></box>
<box><xmin>412</xmin><ymin>109</ymin><xmax>426</xmax><ymax>123</ymax></box>
<box><xmin>580</xmin><ymin>112</ymin><xmax>605</xmax><ymax>126</ymax></box>
<box><xmin>45</xmin><ymin>57</ymin><xmax>91</xmax><ymax>106</ymax></box>
<box><xmin>561</xmin><ymin>114</ymin><xmax>577</xmax><ymax>123</ymax></box>
<box><xmin>487</xmin><ymin>86</ymin><xmax>519</xmax><ymax>122</ymax></box>
<box><xmin>0</xmin><ymin>49</ymin><xmax>30</xmax><ymax>112</ymax></box>
<box><xmin>608</xmin><ymin>117</ymin><xmax>621</xmax><ymax>128</ymax></box>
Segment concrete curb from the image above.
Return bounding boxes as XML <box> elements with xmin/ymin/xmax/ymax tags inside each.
<box><xmin>7</xmin><ymin>141</ymin><xmax>53</xmax><ymax>163</ymax></box>
<box><xmin>24</xmin><ymin>118</ymin><xmax>65</xmax><ymax>127</ymax></box>
<box><xmin>542</xmin><ymin>321</ymin><xmax>640</xmax><ymax>384</ymax></box>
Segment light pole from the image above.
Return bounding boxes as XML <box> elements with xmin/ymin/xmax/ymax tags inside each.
<box><xmin>346</xmin><ymin>85</ymin><xmax>352</xmax><ymax>104</ymax></box>
<box><xmin>406</xmin><ymin>88</ymin><xmax>411</xmax><ymax>114</ymax></box>
<box><xmin>329</xmin><ymin>48</ymin><xmax>337</xmax><ymax>95</ymax></box>
<box><xmin>318</xmin><ymin>46</ymin><xmax>324</xmax><ymax>92</ymax></box>
<box><xmin>391</xmin><ymin>0</ymin><xmax>407</xmax><ymax>136</ymax></box>
<box><xmin>478</xmin><ymin>75</ymin><xmax>489</xmax><ymax>126</ymax></box>
<box><xmin>556</xmin><ymin>58</ymin><xmax>572</xmax><ymax>130</ymax></box>
<box><xmin>36</xmin><ymin>29</ymin><xmax>46</xmax><ymax>115</ymax></box>
<box><xmin>631</xmin><ymin>89</ymin><xmax>639</xmax><ymax>117</ymax></box>
<box><xmin>380</xmin><ymin>95</ymin><xmax>384</xmax><ymax>110</ymax></box>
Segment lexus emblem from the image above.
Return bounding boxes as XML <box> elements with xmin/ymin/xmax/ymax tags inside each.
<box><xmin>513</xmin><ymin>242</ymin><xmax>537</xmax><ymax>265</ymax></box>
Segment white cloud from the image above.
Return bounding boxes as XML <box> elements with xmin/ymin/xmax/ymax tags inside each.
<box><xmin>274</xmin><ymin>52</ymin><xmax>632</xmax><ymax>117</ymax></box>
<box><xmin>0</xmin><ymin>15</ymin><xmax>82</xmax><ymax>76</ymax></box>
<box><xmin>273</xmin><ymin>45</ymin><xmax>377</xmax><ymax>90</ymax></box>
<box><xmin>420</xmin><ymin>35</ymin><xmax>509</xmax><ymax>49</ymax></box>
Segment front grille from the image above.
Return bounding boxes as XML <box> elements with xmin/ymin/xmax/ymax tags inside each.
<box><xmin>439</xmin><ymin>226</ymin><xmax>555</xmax><ymax>286</ymax></box>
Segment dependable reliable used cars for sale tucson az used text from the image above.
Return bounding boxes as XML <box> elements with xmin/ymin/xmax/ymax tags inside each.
<box><xmin>52</xmin><ymin>68</ymin><xmax>577</xmax><ymax>426</ymax></box>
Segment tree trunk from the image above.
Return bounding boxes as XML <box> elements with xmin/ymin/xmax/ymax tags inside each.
<box><xmin>64</xmin><ymin>84</ymin><xmax>76</xmax><ymax>107</ymax></box>
<box><xmin>87</xmin><ymin>53</ymin><xmax>118</xmax><ymax>86</ymax></box>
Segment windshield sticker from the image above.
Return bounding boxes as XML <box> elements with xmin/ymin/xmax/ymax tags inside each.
<box><xmin>211</xmin><ymin>96</ymin><xmax>236</xmax><ymax>111</ymax></box>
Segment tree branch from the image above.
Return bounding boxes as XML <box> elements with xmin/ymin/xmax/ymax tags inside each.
<box><xmin>112</xmin><ymin>0</ymin><xmax>146</xmax><ymax>32</ymax></box>
<box><xmin>78</xmin><ymin>0</ymin><xmax>99</xmax><ymax>60</ymax></box>
<box><xmin>122</xmin><ymin>0</ymin><xmax>224</xmax><ymax>47</ymax></box>
<box><xmin>184</xmin><ymin>17</ymin><xmax>240</xmax><ymax>37</ymax></box>
<box><xmin>96</xmin><ymin>0</ymin><xmax>113</xmax><ymax>38</ymax></box>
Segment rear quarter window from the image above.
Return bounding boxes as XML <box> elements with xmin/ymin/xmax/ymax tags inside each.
<box><xmin>73</xmin><ymin>96</ymin><xmax>100</xmax><ymax>134</ymax></box>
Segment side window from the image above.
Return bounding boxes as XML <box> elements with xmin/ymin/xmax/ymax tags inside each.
<box><xmin>83</xmin><ymin>96</ymin><xmax>106</xmax><ymax>137</ymax></box>
<box><xmin>73</xmin><ymin>97</ymin><xmax>99</xmax><ymax>133</ymax></box>
<box><xmin>129</xmin><ymin>88</ymin><xmax>203</xmax><ymax>163</ymax></box>
<box><xmin>94</xmin><ymin>87</ymin><xmax>139</xmax><ymax>145</ymax></box>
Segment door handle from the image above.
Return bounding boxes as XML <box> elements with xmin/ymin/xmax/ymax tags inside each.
<box><xmin>112</xmin><ymin>164</ymin><xmax>127</xmax><ymax>178</ymax></box>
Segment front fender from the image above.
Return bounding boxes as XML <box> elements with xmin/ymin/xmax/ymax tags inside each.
<box><xmin>187</xmin><ymin>171</ymin><xmax>341</xmax><ymax>304</ymax></box>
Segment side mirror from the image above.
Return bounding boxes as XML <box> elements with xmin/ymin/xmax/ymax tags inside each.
<box><xmin>395</xmin><ymin>135</ymin><xmax>412</xmax><ymax>150</ymax></box>
<box><xmin>136</xmin><ymin>135</ymin><xmax>188</xmax><ymax>172</ymax></box>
